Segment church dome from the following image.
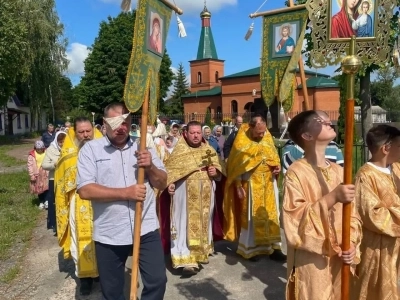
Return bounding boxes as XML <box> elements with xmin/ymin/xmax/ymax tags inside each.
<box><xmin>200</xmin><ymin>6</ymin><xmax>211</xmax><ymax>18</ymax></box>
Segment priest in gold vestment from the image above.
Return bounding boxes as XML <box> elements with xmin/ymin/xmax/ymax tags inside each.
<box><xmin>160</xmin><ymin>121</ymin><xmax>222</xmax><ymax>276</ymax></box>
<box><xmin>283</xmin><ymin>110</ymin><xmax>362</xmax><ymax>300</ymax></box>
<box><xmin>352</xmin><ymin>125</ymin><xmax>400</xmax><ymax>300</ymax></box>
<box><xmin>223</xmin><ymin>115</ymin><xmax>284</xmax><ymax>260</ymax></box>
<box><xmin>55</xmin><ymin>117</ymin><xmax>102</xmax><ymax>296</ymax></box>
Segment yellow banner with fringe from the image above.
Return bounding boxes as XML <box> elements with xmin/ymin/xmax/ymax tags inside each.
<box><xmin>124</xmin><ymin>0</ymin><xmax>172</xmax><ymax>122</ymax></box>
<box><xmin>261</xmin><ymin>8</ymin><xmax>308</xmax><ymax>112</ymax></box>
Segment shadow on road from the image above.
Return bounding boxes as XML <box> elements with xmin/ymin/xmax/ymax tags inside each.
<box><xmin>175</xmin><ymin>277</ymin><xmax>233</xmax><ymax>300</ymax></box>
<box><xmin>217</xmin><ymin>240</ymin><xmax>287</xmax><ymax>299</ymax></box>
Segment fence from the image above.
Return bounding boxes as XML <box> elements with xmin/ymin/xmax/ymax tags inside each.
<box><xmin>275</xmin><ymin>142</ymin><xmax>366</xmax><ymax>174</ymax></box>
<box><xmin>131</xmin><ymin>108</ymin><xmax>400</xmax><ymax>125</ymax></box>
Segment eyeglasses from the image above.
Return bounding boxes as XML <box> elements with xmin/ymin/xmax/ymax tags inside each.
<box><xmin>314</xmin><ymin>118</ymin><xmax>332</xmax><ymax>126</ymax></box>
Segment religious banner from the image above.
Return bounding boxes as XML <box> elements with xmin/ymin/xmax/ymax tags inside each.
<box><xmin>306</xmin><ymin>0</ymin><xmax>396</xmax><ymax>67</ymax></box>
<box><xmin>124</xmin><ymin>0</ymin><xmax>172</xmax><ymax>122</ymax></box>
<box><xmin>261</xmin><ymin>7</ymin><xmax>308</xmax><ymax>112</ymax></box>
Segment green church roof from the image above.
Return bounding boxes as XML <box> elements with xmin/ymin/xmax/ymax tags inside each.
<box><xmin>220</xmin><ymin>67</ymin><xmax>331</xmax><ymax>79</ymax></box>
<box><xmin>181</xmin><ymin>86</ymin><xmax>221</xmax><ymax>98</ymax></box>
<box><xmin>196</xmin><ymin>26</ymin><xmax>218</xmax><ymax>60</ymax></box>
<box><xmin>298</xmin><ymin>77</ymin><xmax>339</xmax><ymax>89</ymax></box>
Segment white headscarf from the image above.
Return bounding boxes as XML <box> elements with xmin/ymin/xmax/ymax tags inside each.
<box><xmin>50</xmin><ymin>131</ymin><xmax>66</xmax><ymax>151</ymax></box>
<box><xmin>152</xmin><ymin>122</ymin><xmax>167</xmax><ymax>137</ymax></box>
<box><xmin>202</xmin><ymin>125</ymin><xmax>211</xmax><ymax>136</ymax></box>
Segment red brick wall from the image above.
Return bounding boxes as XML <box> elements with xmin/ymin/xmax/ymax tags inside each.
<box><xmin>183</xmin><ymin>71</ymin><xmax>340</xmax><ymax>119</ymax></box>
<box><xmin>183</xmin><ymin>95</ymin><xmax>222</xmax><ymax>123</ymax></box>
<box><xmin>189</xmin><ymin>59</ymin><xmax>224</xmax><ymax>92</ymax></box>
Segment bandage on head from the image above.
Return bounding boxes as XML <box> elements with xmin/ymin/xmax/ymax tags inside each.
<box><xmin>103</xmin><ymin>113</ymin><xmax>130</xmax><ymax>130</ymax></box>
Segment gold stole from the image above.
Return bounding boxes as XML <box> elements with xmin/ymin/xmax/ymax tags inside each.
<box><xmin>55</xmin><ymin>128</ymin><xmax>102</xmax><ymax>277</ymax></box>
<box><xmin>224</xmin><ymin>124</ymin><xmax>281</xmax><ymax>244</ymax></box>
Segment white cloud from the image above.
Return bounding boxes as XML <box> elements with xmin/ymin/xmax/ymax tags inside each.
<box><xmin>66</xmin><ymin>43</ymin><xmax>91</xmax><ymax>75</ymax></box>
<box><xmin>98</xmin><ymin>0</ymin><xmax>237</xmax><ymax>15</ymax></box>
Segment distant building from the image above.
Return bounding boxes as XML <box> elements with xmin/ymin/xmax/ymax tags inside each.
<box><xmin>0</xmin><ymin>96</ymin><xmax>47</xmax><ymax>135</ymax></box>
<box><xmin>181</xmin><ymin>4</ymin><xmax>340</xmax><ymax>135</ymax></box>
<box><xmin>354</xmin><ymin>106</ymin><xmax>388</xmax><ymax>123</ymax></box>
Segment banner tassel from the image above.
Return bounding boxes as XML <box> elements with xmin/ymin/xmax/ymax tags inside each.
<box><xmin>266</xmin><ymin>106</ymin><xmax>273</xmax><ymax>129</ymax></box>
<box><xmin>121</xmin><ymin>0</ymin><xmax>131</xmax><ymax>12</ymax></box>
<box><xmin>244</xmin><ymin>22</ymin><xmax>254</xmax><ymax>41</ymax></box>
<box><xmin>176</xmin><ymin>15</ymin><xmax>187</xmax><ymax>38</ymax></box>
<box><xmin>279</xmin><ymin>104</ymin><xmax>287</xmax><ymax>129</ymax></box>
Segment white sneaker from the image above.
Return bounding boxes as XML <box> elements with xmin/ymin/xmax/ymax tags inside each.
<box><xmin>39</xmin><ymin>203</ymin><xmax>45</xmax><ymax>210</ymax></box>
<box><xmin>44</xmin><ymin>201</ymin><xmax>48</xmax><ymax>209</ymax></box>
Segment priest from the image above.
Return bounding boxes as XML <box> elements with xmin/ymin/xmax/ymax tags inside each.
<box><xmin>160</xmin><ymin>120</ymin><xmax>223</xmax><ymax>276</ymax></box>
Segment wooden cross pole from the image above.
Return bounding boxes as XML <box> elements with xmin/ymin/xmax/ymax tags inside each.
<box><xmin>130</xmin><ymin>89</ymin><xmax>149</xmax><ymax>300</ymax></box>
<box><xmin>340</xmin><ymin>36</ymin><xmax>361</xmax><ymax>300</ymax></box>
<box><xmin>202</xmin><ymin>149</ymin><xmax>216</xmax><ymax>166</ymax></box>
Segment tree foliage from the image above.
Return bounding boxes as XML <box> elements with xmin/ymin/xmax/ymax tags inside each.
<box><xmin>165</xmin><ymin>62</ymin><xmax>190</xmax><ymax>115</ymax></box>
<box><xmin>0</xmin><ymin>0</ymin><xmax>68</xmax><ymax>133</ymax></box>
<box><xmin>370</xmin><ymin>66</ymin><xmax>400</xmax><ymax>121</ymax></box>
<box><xmin>0</xmin><ymin>1</ymin><xmax>29</xmax><ymax>107</ymax></box>
<box><xmin>76</xmin><ymin>11</ymin><xmax>174</xmax><ymax>115</ymax></box>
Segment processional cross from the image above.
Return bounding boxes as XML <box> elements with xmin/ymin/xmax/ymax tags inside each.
<box><xmin>202</xmin><ymin>149</ymin><xmax>216</xmax><ymax>167</ymax></box>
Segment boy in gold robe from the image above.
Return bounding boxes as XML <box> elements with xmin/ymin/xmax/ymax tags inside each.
<box><xmin>352</xmin><ymin>124</ymin><xmax>400</xmax><ymax>300</ymax></box>
<box><xmin>283</xmin><ymin>110</ymin><xmax>362</xmax><ymax>299</ymax></box>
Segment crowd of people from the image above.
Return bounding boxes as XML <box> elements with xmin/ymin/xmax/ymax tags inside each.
<box><xmin>25</xmin><ymin>106</ymin><xmax>400</xmax><ymax>300</ymax></box>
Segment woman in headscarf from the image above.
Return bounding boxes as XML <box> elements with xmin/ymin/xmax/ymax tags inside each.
<box><xmin>213</xmin><ymin>125</ymin><xmax>226</xmax><ymax>159</ymax></box>
<box><xmin>42</xmin><ymin>131</ymin><xmax>67</xmax><ymax>232</ymax></box>
<box><xmin>202</xmin><ymin>125</ymin><xmax>220</xmax><ymax>156</ymax></box>
<box><xmin>27</xmin><ymin>140</ymin><xmax>49</xmax><ymax>209</ymax></box>
<box><xmin>331</xmin><ymin>0</ymin><xmax>362</xmax><ymax>38</ymax></box>
<box><xmin>129</xmin><ymin>124</ymin><xmax>140</xmax><ymax>138</ymax></box>
<box><xmin>152</xmin><ymin>120</ymin><xmax>169</xmax><ymax>162</ymax></box>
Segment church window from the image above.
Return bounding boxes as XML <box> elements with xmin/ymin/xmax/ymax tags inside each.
<box><xmin>215</xmin><ymin>71</ymin><xmax>219</xmax><ymax>82</ymax></box>
<box><xmin>231</xmin><ymin>100</ymin><xmax>238</xmax><ymax>116</ymax></box>
<box><xmin>197</xmin><ymin>72</ymin><xmax>202</xmax><ymax>83</ymax></box>
<box><xmin>17</xmin><ymin>114</ymin><xmax>21</xmax><ymax>129</ymax></box>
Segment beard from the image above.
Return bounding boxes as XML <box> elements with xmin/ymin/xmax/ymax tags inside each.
<box><xmin>78</xmin><ymin>138</ymin><xmax>92</xmax><ymax>149</ymax></box>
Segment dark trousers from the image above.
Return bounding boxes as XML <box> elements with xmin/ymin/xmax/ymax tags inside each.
<box><xmin>46</xmin><ymin>180</ymin><xmax>56</xmax><ymax>229</ymax></box>
<box><xmin>95</xmin><ymin>230</ymin><xmax>167</xmax><ymax>300</ymax></box>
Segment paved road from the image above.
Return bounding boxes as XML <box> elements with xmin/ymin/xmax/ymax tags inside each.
<box><xmin>129</xmin><ymin>240</ymin><xmax>287</xmax><ymax>300</ymax></box>
<box><xmin>2</xmin><ymin>216</ymin><xmax>287</xmax><ymax>300</ymax></box>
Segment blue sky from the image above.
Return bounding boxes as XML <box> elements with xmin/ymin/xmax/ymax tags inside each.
<box><xmin>57</xmin><ymin>0</ymin><xmax>339</xmax><ymax>87</ymax></box>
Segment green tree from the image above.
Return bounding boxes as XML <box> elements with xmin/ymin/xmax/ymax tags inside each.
<box><xmin>166</xmin><ymin>62</ymin><xmax>190</xmax><ymax>115</ymax></box>
<box><xmin>77</xmin><ymin>11</ymin><xmax>173</xmax><ymax>114</ymax></box>
<box><xmin>1</xmin><ymin>0</ymin><xmax>67</xmax><ymax>133</ymax></box>
<box><xmin>158</xmin><ymin>50</ymin><xmax>174</xmax><ymax>113</ymax></box>
<box><xmin>370</xmin><ymin>66</ymin><xmax>400</xmax><ymax>121</ymax></box>
<box><xmin>0</xmin><ymin>1</ymin><xmax>29</xmax><ymax>107</ymax></box>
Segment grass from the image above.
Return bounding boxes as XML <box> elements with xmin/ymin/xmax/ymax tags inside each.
<box><xmin>1</xmin><ymin>266</ymin><xmax>20</xmax><ymax>284</ymax></box>
<box><xmin>0</xmin><ymin>145</ymin><xmax>25</xmax><ymax>167</ymax></box>
<box><xmin>0</xmin><ymin>171</ymin><xmax>41</xmax><ymax>283</ymax></box>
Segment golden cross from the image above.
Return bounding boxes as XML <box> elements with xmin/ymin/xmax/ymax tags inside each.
<box><xmin>201</xmin><ymin>149</ymin><xmax>216</xmax><ymax>167</ymax></box>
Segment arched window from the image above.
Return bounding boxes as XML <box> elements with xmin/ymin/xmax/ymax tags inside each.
<box><xmin>244</xmin><ymin>102</ymin><xmax>253</xmax><ymax>112</ymax></box>
<box><xmin>215</xmin><ymin>71</ymin><xmax>219</xmax><ymax>83</ymax></box>
<box><xmin>197</xmin><ymin>72</ymin><xmax>202</xmax><ymax>83</ymax></box>
<box><xmin>231</xmin><ymin>100</ymin><xmax>238</xmax><ymax>116</ymax></box>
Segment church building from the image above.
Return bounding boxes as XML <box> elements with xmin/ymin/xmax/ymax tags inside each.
<box><xmin>182</xmin><ymin>4</ymin><xmax>340</xmax><ymax>134</ymax></box>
